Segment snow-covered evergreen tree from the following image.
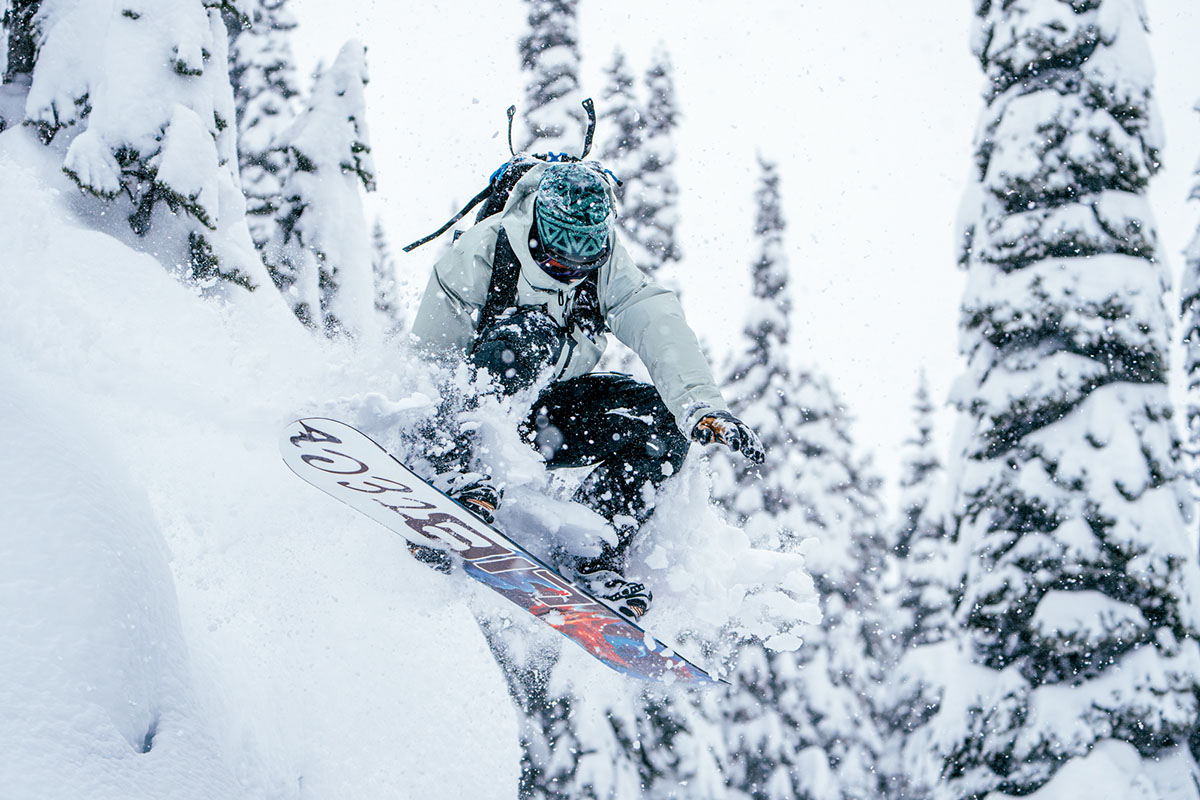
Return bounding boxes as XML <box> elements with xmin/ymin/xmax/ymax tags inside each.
<box><xmin>715</xmin><ymin>157</ymin><xmax>887</xmax><ymax>800</ymax></box>
<box><xmin>559</xmin><ymin>687</ymin><xmax>646</xmax><ymax>799</ymax></box>
<box><xmin>517</xmin><ymin>0</ymin><xmax>587</xmax><ymax>156</ymax></box>
<box><xmin>877</xmin><ymin>374</ymin><xmax>956</xmax><ymax>800</ymax></box>
<box><xmin>598</xmin><ymin>48</ymin><xmax>644</xmax><ymax>250</ymax></box>
<box><xmin>598</xmin><ymin>48</ymin><xmax>641</xmax><ymax>179</ymax></box>
<box><xmin>622</xmin><ymin>46</ymin><xmax>682</xmax><ymax>281</ymax></box>
<box><xmin>477</xmin><ymin>628</ymin><xmax>581</xmax><ymax>800</ymax></box>
<box><xmin>716</xmin><ymin>156</ymin><xmax>793</xmax><ymax>518</ymax></box>
<box><xmin>893</xmin><ymin>374</ymin><xmax>941</xmax><ymax>559</ymax></box>
<box><xmin>719</xmin><ymin>362</ymin><xmax>887</xmax><ymax>800</ymax></box>
<box><xmin>481</xmin><ymin>627</ymin><xmax>667</xmax><ymax>800</ymax></box>
<box><xmin>8</xmin><ymin>0</ymin><xmax>267</xmax><ymax>292</ymax></box>
<box><xmin>519</xmin><ymin>678</ymin><xmax>729</xmax><ymax>800</ymax></box>
<box><xmin>371</xmin><ymin>219</ymin><xmax>404</xmax><ymax>335</ymax></box>
<box><xmin>942</xmin><ymin>1</ymin><xmax>1200</xmax><ymax>796</ymax></box>
<box><xmin>225</xmin><ymin>0</ymin><xmax>302</xmax><ymax>251</ymax></box>
<box><xmin>595</xmin><ymin>47</ymin><xmax>648</xmax><ymax>375</ymax></box>
<box><xmin>1181</xmin><ymin>96</ymin><xmax>1200</xmax><ymax>485</ymax></box>
<box><xmin>2</xmin><ymin>0</ymin><xmax>37</xmax><ymax>85</ymax></box>
<box><xmin>635</xmin><ymin>688</ymin><xmax>730</xmax><ymax>799</ymax></box>
<box><xmin>265</xmin><ymin>40</ymin><xmax>376</xmax><ymax>336</ymax></box>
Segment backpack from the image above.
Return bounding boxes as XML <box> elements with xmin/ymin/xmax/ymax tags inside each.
<box><xmin>404</xmin><ymin>99</ymin><xmax>617</xmax><ymax>338</ymax></box>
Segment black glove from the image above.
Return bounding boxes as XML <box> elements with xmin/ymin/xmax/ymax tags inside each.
<box><xmin>692</xmin><ymin>411</ymin><xmax>765</xmax><ymax>464</ymax></box>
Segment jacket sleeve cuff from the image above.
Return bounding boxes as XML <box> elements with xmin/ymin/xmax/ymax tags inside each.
<box><xmin>680</xmin><ymin>401</ymin><xmax>727</xmax><ymax>438</ymax></box>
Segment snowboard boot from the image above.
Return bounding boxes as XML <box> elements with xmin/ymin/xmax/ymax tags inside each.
<box><xmin>407</xmin><ymin>472</ymin><xmax>500</xmax><ymax>573</ymax></box>
<box><xmin>432</xmin><ymin>471</ymin><xmax>502</xmax><ymax>525</ymax></box>
<box><xmin>575</xmin><ymin>566</ymin><xmax>653</xmax><ymax>622</ymax></box>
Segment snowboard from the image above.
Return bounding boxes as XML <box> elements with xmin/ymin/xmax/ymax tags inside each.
<box><xmin>279</xmin><ymin>417</ymin><xmax>723</xmax><ymax>686</ymax></box>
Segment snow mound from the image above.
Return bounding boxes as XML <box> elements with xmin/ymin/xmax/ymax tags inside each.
<box><xmin>0</xmin><ymin>128</ymin><xmax>519</xmax><ymax>799</ymax></box>
<box><xmin>0</xmin><ymin>364</ymin><xmax>243</xmax><ymax>799</ymax></box>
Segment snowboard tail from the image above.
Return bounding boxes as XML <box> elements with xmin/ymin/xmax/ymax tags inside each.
<box><xmin>280</xmin><ymin>417</ymin><xmax>722</xmax><ymax>686</ymax></box>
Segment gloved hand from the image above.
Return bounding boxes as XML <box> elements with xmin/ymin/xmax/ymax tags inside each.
<box><xmin>692</xmin><ymin>410</ymin><xmax>765</xmax><ymax>464</ymax></box>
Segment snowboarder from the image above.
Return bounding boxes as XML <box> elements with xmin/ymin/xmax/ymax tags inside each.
<box><xmin>411</xmin><ymin>160</ymin><xmax>763</xmax><ymax>620</ymax></box>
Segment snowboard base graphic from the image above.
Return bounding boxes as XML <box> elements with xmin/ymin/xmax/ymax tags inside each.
<box><xmin>280</xmin><ymin>417</ymin><xmax>723</xmax><ymax>686</ymax></box>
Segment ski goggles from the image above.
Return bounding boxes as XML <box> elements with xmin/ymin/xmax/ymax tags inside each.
<box><xmin>534</xmin><ymin>248</ymin><xmax>610</xmax><ymax>281</ymax></box>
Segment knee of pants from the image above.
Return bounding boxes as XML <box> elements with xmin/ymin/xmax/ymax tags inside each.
<box><xmin>471</xmin><ymin>309</ymin><xmax>565</xmax><ymax>395</ymax></box>
<box><xmin>643</xmin><ymin>425</ymin><xmax>690</xmax><ymax>481</ymax></box>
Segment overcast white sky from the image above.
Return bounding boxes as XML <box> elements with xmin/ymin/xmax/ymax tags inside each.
<box><xmin>290</xmin><ymin>0</ymin><xmax>1200</xmax><ymax>499</ymax></box>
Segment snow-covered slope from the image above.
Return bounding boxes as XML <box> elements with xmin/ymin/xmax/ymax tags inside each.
<box><xmin>0</xmin><ymin>125</ymin><xmax>518</xmax><ymax>798</ymax></box>
<box><xmin>1</xmin><ymin>367</ymin><xmax>246</xmax><ymax>798</ymax></box>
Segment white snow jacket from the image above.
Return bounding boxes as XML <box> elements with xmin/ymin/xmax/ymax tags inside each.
<box><xmin>411</xmin><ymin>162</ymin><xmax>729</xmax><ymax>435</ymax></box>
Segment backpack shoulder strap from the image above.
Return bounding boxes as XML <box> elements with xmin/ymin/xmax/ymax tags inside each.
<box><xmin>476</xmin><ymin>227</ymin><xmax>522</xmax><ymax>335</ymax></box>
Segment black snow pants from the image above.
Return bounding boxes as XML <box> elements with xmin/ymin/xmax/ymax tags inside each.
<box><xmin>470</xmin><ymin>308</ymin><xmax>690</xmax><ymax>568</ymax></box>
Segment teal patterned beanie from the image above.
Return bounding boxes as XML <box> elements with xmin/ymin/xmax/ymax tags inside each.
<box><xmin>533</xmin><ymin>164</ymin><xmax>613</xmax><ymax>263</ymax></box>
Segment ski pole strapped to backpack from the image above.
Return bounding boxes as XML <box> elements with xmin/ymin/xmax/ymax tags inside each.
<box><xmin>403</xmin><ymin>98</ymin><xmax>618</xmax><ymax>253</ymax></box>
